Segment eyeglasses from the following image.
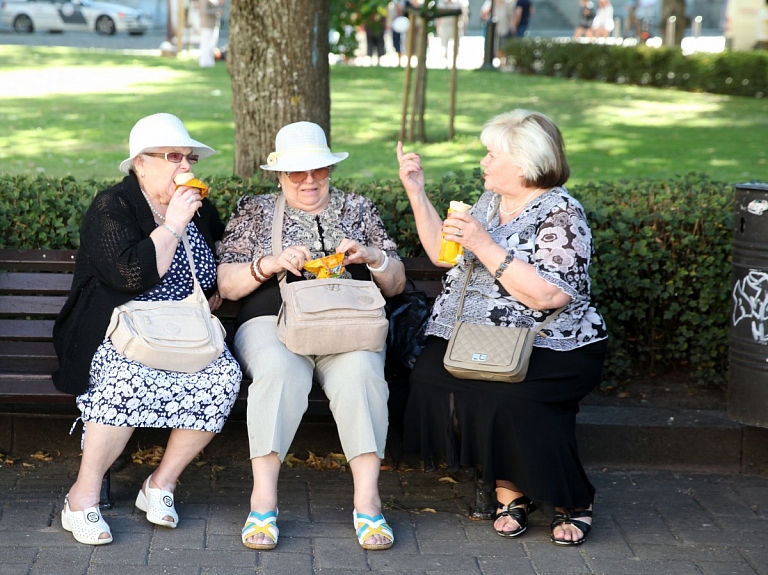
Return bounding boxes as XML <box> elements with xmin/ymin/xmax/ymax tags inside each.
<box><xmin>144</xmin><ymin>152</ymin><xmax>200</xmax><ymax>164</ymax></box>
<box><xmin>285</xmin><ymin>166</ymin><xmax>332</xmax><ymax>184</ymax></box>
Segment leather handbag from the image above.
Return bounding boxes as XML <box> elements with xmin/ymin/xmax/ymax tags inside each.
<box><xmin>443</xmin><ymin>259</ymin><xmax>565</xmax><ymax>383</ymax></box>
<box><xmin>272</xmin><ymin>193</ymin><xmax>389</xmax><ymax>356</ymax></box>
<box><xmin>443</xmin><ymin>198</ymin><xmax>565</xmax><ymax>383</ymax></box>
<box><xmin>106</xmin><ymin>233</ymin><xmax>226</xmax><ymax>373</ymax></box>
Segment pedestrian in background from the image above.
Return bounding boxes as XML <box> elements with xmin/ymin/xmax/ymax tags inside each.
<box><xmin>199</xmin><ymin>0</ymin><xmax>223</xmax><ymax>68</ymax></box>
<box><xmin>574</xmin><ymin>0</ymin><xmax>595</xmax><ymax>39</ymax></box>
<box><xmin>591</xmin><ymin>0</ymin><xmax>615</xmax><ymax>38</ymax></box>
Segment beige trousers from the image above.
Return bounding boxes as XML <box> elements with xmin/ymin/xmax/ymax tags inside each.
<box><xmin>233</xmin><ymin>316</ymin><xmax>389</xmax><ymax>461</ymax></box>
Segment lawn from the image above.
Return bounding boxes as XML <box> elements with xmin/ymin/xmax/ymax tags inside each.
<box><xmin>1</xmin><ymin>45</ymin><xmax>766</xmax><ymax>186</ymax></box>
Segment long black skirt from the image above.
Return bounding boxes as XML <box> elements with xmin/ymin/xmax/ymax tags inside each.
<box><xmin>402</xmin><ymin>336</ymin><xmax>607</xmax><ymax>508</ymax></box>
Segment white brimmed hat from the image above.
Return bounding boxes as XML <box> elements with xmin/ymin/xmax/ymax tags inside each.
<box><xmin>119</xmin><ymin>113</ymin><xmax>215</xmax><ymax>174</ymax></box>
<box><xmin>260</xmin><ymin>121</ymin><xmax>348</xmax><ymax>172</ymax></box>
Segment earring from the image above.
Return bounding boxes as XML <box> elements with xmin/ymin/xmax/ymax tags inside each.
<box><xmin>139</xmin><ymin>172</ymin><xmax>145</xmax><ymax>178</ymax></box>
<box><xmin>277</xmin><ymin>182</ymin><xmax>282</xmax><ymax>189</ymax></box>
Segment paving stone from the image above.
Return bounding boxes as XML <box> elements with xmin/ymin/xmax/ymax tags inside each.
<box><xmin>691</xmin><ymin>561</ymin><xmax>759</xmax><ymax>575</ymax></box>
<box><xmin>584</xmin><ymin>557</ymin><xmax>702</xmax><ymax>575</ymax></box>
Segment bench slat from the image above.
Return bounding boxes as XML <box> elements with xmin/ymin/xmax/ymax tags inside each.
<box><xmin>0</xmin><ymin>319</ymin><xmax>54</xmax><ymax>341</ymax></box>
<box><xmin>0</xmin><ymin>377</ymin><xmax>73</xmax><ymax>403</ymax></box>
<box><xmin>0</xmin><ymin>249</ymin><xmax>77</xmax><ymax>272</ymax></box>
<box><xmin>0</xmin><ymin>272</ymin><xmax>73</xmax><ymax>295</ymax></box>
<box><xmin>0</xmin><ymin>295</ymin><xmax>69</xmax><ymax>316</ymax></box>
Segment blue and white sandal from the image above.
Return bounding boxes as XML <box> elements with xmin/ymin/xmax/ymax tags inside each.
<box><xmin>353</xmin><ymin>509</ymin><xmax>394</xmax><ymax>550</ymax></box>
<box><xmin>242</xmin><ymin>510</ymin><xmax>279</xmax><ymax>550</ymax></box>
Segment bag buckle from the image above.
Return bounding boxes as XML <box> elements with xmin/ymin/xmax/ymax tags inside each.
<box><xmin>472</xmin><ymin>353</ymin><xmax>488</xmax><ymax>362</ymax></box>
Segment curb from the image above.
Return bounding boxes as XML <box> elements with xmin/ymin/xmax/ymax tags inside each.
<box><xmin>3</xmin><ymin>405</ymin><xmax>768</xmax><ymax>475</ymax></box>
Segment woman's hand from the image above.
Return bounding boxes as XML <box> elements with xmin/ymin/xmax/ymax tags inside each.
<box><xmin>337</xmin><ymin>238</ymin><xmax>384</xmax><ymax>268</ymax></box>
<box><xmin>163</xmin><ymin>186</ymin><xmax>203</xmax><ymax>236</ymax></box>
<box><xmin>259</xmin><ymin>245</ymin><xmax>313</xmax><ymax>278</ymax></box>
<box><xmin>396</xmin><ymin>141</ymin><xmax>425</xmax><ymax>199</ymax></box>
<box><xmin>443</xmin><ymin>210</ymin><xmax>495</xmax><ymax>255</ymax></box>
<box><xmin>208</xmin><ymin>291</ymin><xmax>223</xmax><ymax>312</ymax></box>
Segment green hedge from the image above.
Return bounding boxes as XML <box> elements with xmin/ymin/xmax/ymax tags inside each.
<box><xmin>501</xmin><ymin>38</ymin><xmax>768</xmax><ymax>98</ymax></box>
<box><xmin>0</xmin><ymin>173</ymin><xmax>737</xmax><ymax>390</ymax></box>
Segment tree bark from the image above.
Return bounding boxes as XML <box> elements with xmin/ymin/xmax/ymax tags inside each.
<box><xmin>227</xmin><ymin>1</ymin><xmax>330</xmax><ymax>179</ymax></box>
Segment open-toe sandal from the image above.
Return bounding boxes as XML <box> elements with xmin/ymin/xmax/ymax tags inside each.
<box><xmin>550</xmin><ymin>507</ymin><xmax>592</xmax><ymax>546</ymax></box>
<box><xmin>135</xmin><ymin>474</ymin><xmax>178</xmax><ymax>529</ymax></box>
<box><xmin>493</xmin><ymin>496</ymin><xmax>536</xmax><ymax>538</ymax></box>
<box><xmin>61</xmin><ymin>494</ymin><xmax>113</xmax><ymax>545</ymax></box>
<box><xmin>353</xmin><ymin>510</ymin><xmax>394</xmax><ymax>550</ymax></box>
<box><xmin>242</xmin><ymin>510</ymin><xmax>279</xmax><ymax>550</ymax></box>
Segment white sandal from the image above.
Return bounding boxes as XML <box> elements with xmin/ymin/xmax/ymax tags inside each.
<box><xmin>61</xmin><ymin>495</ymin><xmax>113</xmax><ymax>545</ymax></box>
<box><xmin>135</xmin><ymin>474</ymin><xmax>178</xmax><ymax>528</ymax></box>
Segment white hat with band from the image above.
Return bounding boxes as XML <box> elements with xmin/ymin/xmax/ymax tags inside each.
<box><xmin>261</xmin><ymin>121</ymin><xmax>348</xmax><ymax>172</ymax></box>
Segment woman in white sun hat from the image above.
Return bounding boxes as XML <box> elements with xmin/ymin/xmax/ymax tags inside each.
<box><xmin>217</xmin><ymin>121</ymin><xmax>405</xmax><ymax>551</ymax></box>
<box><xmin>53</xmin><ymin>113</ymin><xmax>242</xmax><ymax>546</ymax></box>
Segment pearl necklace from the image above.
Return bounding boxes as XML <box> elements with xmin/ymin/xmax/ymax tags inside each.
<box><xmin>140</xmin><ymin>189</ymin><xmax>165</xmax><ymax>222</ymax></box>
<box><xmin>499</xmin><ymin>188</ymin><xmax>542</xmax><ymax>216</ymax></box>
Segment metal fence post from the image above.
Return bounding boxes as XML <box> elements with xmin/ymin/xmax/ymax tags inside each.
<box><xmin>665</xmin><ymin>15</ymin><xmax>676</xmax><ymax>46</ymax></box>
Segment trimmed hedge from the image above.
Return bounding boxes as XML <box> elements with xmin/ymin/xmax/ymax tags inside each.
<box><xmin>0</xmin><ymin>173</ymin><xmax>736</xmax><ymax>390</ymax></box>
<box><xmin>501</xmin><ymin>38</ymin><xmax>768</xmax><ymax>98</ymax></box>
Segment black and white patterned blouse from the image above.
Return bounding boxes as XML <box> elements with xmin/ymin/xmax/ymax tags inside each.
<box><xmin>218</xmin><ymin>188</ymin><xmax>401</xmax><ymax>272</ymax></box>
<box><xmin>427</xmin><ymin>188</ymin><xmax>607</xmax><ymax>351</ymax></box>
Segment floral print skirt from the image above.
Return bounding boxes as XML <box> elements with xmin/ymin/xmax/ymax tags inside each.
<box><xmin>77</xmin><ymin>338</ymin><xmax>242</xmax><ymax>433</ymax></box>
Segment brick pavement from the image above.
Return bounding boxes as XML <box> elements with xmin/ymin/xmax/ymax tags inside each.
<box><xmin>2</xmin><ymin>447</ymin><xmax>768</xmax><ymax>575</ymax></box>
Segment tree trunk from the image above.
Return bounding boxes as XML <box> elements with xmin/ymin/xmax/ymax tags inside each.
<box><xmin>227</xmin><ymin>1</ymin><xmax>330</xmax><ymax>179</ymax></box>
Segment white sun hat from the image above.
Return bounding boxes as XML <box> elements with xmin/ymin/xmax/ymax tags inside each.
<box><xmin>260</xmin><ymin>121</ymin><xmax>348</xmax><ymax>172</ymax></box>
<box><xmin>119</xmin><ymin>113</ymin><xmax>215</xmax><ymax>174</ymax></box>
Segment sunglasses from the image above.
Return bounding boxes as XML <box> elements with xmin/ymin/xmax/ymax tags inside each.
<box><xmin>144</xmin><ymin>152</ymin><xmax>200</xmax><ymax>164</ymax></box>
<box><xmin>285</xmin><ymin>166</ymin><xmax>332</xmax><ymax>184</ymax></box>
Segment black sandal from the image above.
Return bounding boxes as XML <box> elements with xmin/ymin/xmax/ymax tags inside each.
<box><xmin>550</xmin><ymin>507</ymin><xmax>592</xmax><ymax>546</ymax></box>
<box><xmin>493</xmin><ymin>496</ymin><xmax>536</xmax><ymax>538</ymax></box>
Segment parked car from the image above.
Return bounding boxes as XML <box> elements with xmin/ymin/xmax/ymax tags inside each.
<box><xmin>1</xmin><ymin>0</ymin><xmax>152</xmax><ymax>35</ymax></box>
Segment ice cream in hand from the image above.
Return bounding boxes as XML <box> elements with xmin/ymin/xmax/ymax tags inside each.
<box><xmin>174</xmin><ymin>173</ymin><xmax>209</xmax><ymax>199</ymax></box>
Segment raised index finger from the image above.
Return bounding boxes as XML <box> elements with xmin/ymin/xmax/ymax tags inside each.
<box><xmin>396</xmin><ymin>141</ymin><xmax>405</xmax><ymax>163</ymax></box>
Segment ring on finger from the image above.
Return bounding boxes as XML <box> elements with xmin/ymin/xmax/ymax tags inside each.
<box><xmin>187</xmin><ymin>197</ymin><xmax>194</xmax><ymax>205</ymax></box>
<box><xmin>455</xmin><ymin>230</ymin><xmax>463</xmax><ymax>237</ymax></box>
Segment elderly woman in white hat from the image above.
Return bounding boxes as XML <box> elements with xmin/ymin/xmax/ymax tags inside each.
<box><xmin>217</xmin><ymin>121</ymin><xmax>405</xmax><ymax>551</ymax></box>
<box><xmin>53</xmin><ymin>113</ymin><xmax>242</xmax><ymax>546</ymax></box>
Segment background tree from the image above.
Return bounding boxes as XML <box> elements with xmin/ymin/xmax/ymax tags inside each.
<box><xmin>227</xmin><ymin>0</ymin><xmax>330</xmax><ymax>179</ymax></box>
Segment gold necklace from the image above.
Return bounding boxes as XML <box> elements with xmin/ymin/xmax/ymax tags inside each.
<box><xmin>499</xmin><ymin>188</ymin><xmax>541</xmax><ymax>216</ymax></box>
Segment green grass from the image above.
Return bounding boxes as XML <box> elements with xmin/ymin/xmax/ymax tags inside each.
<box><xmin>1</xmin><ymin>45</ymin><xmax>767</xmax><ymax>186</ymax></box>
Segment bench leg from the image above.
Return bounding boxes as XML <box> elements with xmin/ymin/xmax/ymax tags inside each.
<box><xmin>99</xmin><ymin>470</ymin><xmax>113</xmax><ymax>510</ymax></box>
<box><xmin>469</xmin><ymin>474</ymin><xmax>495</xmax><ymax>520</ymax></box>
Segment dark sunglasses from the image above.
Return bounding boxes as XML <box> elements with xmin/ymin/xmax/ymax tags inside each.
<box><xmin>144</xmin><ymin>152</ymin><xmax>200</xmax><ymax>164</ymax></box>
<box><xmin>285</xmin><ymin>166</ymin><xmax>331</xmax><ymax>184</ymax></box>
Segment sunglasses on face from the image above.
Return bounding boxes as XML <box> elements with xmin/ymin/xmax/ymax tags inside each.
<box><xmin>144</xmin><ymin>152</ymin><xmax>200</xmax><ymax>164</ymax></box>
<box><xmin>284</xmin><ymin>166</ymin><xmax>332</xmax><ymax>184</ymax></box>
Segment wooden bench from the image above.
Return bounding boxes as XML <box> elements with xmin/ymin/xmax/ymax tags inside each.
<box><xmin>0</xmin><ymin>248</ymin><xmax>444</xmax><ymax>407</ymax></box>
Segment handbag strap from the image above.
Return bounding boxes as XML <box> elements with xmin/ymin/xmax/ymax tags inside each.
<box><xmin>453</xmin><ymin>197</ymin><xmax>566</xmax><ymax>337</ymax></box>
<box><xmin>179</xmin><ymin>230</ymin><xmax>207</xmax><ymax>302</ymax></box>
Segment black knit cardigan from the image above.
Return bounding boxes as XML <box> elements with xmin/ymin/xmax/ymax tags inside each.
<box><xmin>52</xmin><ymin>172</ymin><xmax>224</xmax><ymax>395</ymax></box>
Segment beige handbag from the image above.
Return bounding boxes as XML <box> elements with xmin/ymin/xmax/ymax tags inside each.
<box><xmin>106</xmin><ymin>233</ymin><xmax>226</xmax><ymax>373</ymax></box>
<box><xmin>443</xmin><ymin>200</ymin><xmax>566</xmax><ymax>382</ymax></box>
<box><xmin>272</xmin><ymin>194</ymin><xmax>389</xmax><ymax>356</ymax></box>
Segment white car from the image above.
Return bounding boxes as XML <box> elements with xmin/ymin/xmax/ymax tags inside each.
<box><xmin>1</xmin><ymin>0</ymin><xmax>152</xmax><ymax>35</ymax></box>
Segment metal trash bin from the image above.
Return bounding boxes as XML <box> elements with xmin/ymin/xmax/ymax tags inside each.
<box><xmin>729</xmin><ymin>182</ymin><xmax>768</xmax><ymax>428</ymax></box>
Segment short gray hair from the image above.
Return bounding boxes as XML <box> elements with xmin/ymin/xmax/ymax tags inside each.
<box><xmin>480</xmin><ymin>110</ymin><xmax>570</xmax><ymax>188</ymax></box>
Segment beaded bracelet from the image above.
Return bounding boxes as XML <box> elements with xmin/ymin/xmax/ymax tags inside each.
<box><xmin>366</xmin><ymin>252</ymin><xmax>390</xmax><ymax>273</ymax></box>
<box><xmin>250</xmin><ymin>259</ymin><xmax>266</xmax><ymax>283</ymax></box>
<box><xmin>494</xmin><ymin>254</ymin><xmax>514</xmax><ymax>279</ymax></box>
<box><xmin>161</xmin><ymin>223</ymin><xmax>182</xmax><ymax>242</ymax></box>
<box><xmin>256</xmin><ymin>256</ymin><xmax>274</xmax><ymax>280</ymax></box>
